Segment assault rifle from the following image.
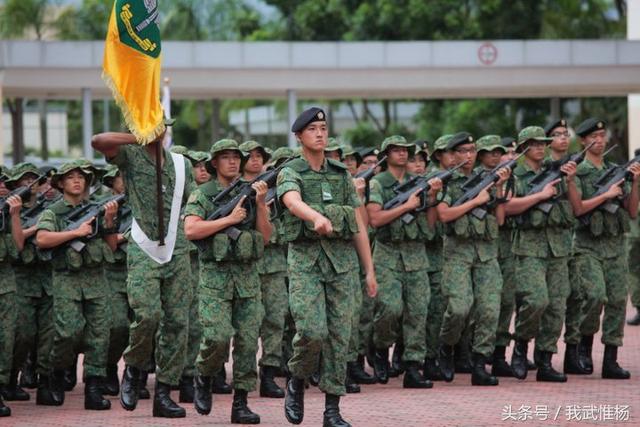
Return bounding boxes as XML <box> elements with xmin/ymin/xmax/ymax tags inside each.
<box><xmin>526</xmin><ymin>141</ymin><xmax>595</xmax><ymax>214</ymax></box>
<box><xmin>355</xmin><ymin>155</ymin><xmax>387</xmax><ymax>203</ymax></box>
<box><xmin>452</xmin><ymin>148</ymin><xmax>529</xmax><ymax>220</ymax></box>
<box><xmin>0</xmin><ymin>175</ymin><xmax>48</xmax><ymax>231</ymax></box>
<box><xmin>383</xmin><ymin>161</ymin><xmax>467</xmax><ymax>224</ymax></box>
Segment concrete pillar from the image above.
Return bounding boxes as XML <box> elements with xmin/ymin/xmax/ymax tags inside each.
<box><xmin>628</xmin><ymin>0</ymin><xmax>640</xmax><ymax>159</ymax></box>
<box><xmin>287</xmin><ymin>89</ymin><xmax>297</xmax><ymax>149</ymax></box>
<box><xmin>550</xmin><ymin>97</ymin><xmax>560</xmax><ymax>120</ymax></box>
<box><xmin>0</xmin><ymin>75</ymin><xmax>4</xmax><ymax>165</ymax></box>
<box><xmin>82</xmin><ymin>88</ymin><xmax>93</xmax><ymax>159</ymax></box>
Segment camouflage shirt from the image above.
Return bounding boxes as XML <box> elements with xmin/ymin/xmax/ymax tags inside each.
<box><xmin>256</xmin><ymin>218</ymin><xmax>287</xmax><ymax>275</ymax></box>
<box><xmin>277</xmin><ymin>157</ymin><xmax>361</xmax><ymax>274</ymax></box>
<box><xmin>108</xmin><ymin>144</ymin><xmax>194</xmax><ymax>253</ymax></box>
<box><xmin>0</xmin><ymin>222</ymin><xmax>17</xmax><ymax>294</ymax></box>
<box><xmin>368</xmin><ymin>170</ymin><xmax>429</xmax><ymax>272</ymax></box>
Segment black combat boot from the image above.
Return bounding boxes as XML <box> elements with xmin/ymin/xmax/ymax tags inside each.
<box><xmin>423</xmin><ymin>358</ymin><xmax>443</xmax><ymax>381</ymax></box>
<box><xmin>20</xmin><ymin>352</ymin><xmax>38</xmax><ymax>389</ymax></box>
<box><xmin>50</xmin><ymin>369</ymin><xmax>66</xmax><ymax>406</ymax></box>
<box><xmin>627</xmin><ymin>307</ymin><xmax>640</xmax><ymax>325</ymax></box>
<box><xmin>194</xmin><ymin>375</ymin><xmax>212</xmax><ymax>415</ymax></box>
<box><xmin>153</xmin><ymin>380</ymin><xmax>186</xmax><ymax>418</ymax></box>
<box><xmin>390</xmin><ymin>343</ymin><xmax>404</xmax><ymax>377</ymax></box>
<box><xmin>323</xmin><ymin>394</ymin><xmax>351</xmax><ymax>427</ymax></box>
<box><xmin>84</xmin><ymin>376</ymin><xmax>111</xmax><ymax>410</ymax></box>
<box><xmin>438</xmin><ymin>344</ymin><xmax>455</xmax><ymax>382</ymax></box>
<box><xmin>563</xmin><ymin>344</ymin><xmax>589</xmax><ymax>374</ymax></box>
<box><xmin>212</xmin><ymin>367</ymin><xmax>232</xmax><ymax>394</ymax></box>
<box><xmin>138</xmin><ymin>370</ymin><xmax>150</xmax><ymax>399</ymax></box>
<box><xmin>491</xmin><ymin>346</ymin><xmax>513</xmax><ymax>377</ymax></box>
<box><xmin>454</xmin><ymin>343</ymin><xmax>472</xmax><ymax>374</ymax></box>
<box><xmin>36</xmin><ymin>375</ymin><xmax>61</xmax><ymax>406</ymax></box>
<box><xmin>373</xmin><ymin>348</ymin><xmax>390</xmax><ymax>384</ymax></box>
<box><xmin>348</xmin><ymin>359</ymin><xmax>376</xmax><ymax>385</ymax></box>
<box><xmin>62</xmin><ymin>355</ymin><xmax>78</xmax><ymax>392</ymax></box>
<box><xmin>231</xmin><ymin>389</ymin><xmax>260</xmax><ymax>424</ymax></box>
<box><xmin>1</xmin><ymin>370</ymin><xmax>30</xmax><ymax>401</ymax></box>
<box><xmin>178</xmin><ymin>375</ymin><xmax>195</xmax><ymax>403</ymax></box>
<box><xmin>284</xmin><ymin>377</ymin><xmax>305</xmax><ymax>425</ymax></box>
<box><xmin>471</xmin><ymin>353</ymin><xmax>498</xmax><ymax>386</ymax></box>
<box><xmin>511</xmin><ymin>340</ymin><xmax>529</xmax><ymax>380</ymax></box>
<box><xmin>602</xmin><ymin>345</ymin><xmax>631</xmax><ymax>379</ymax></box>
<box><xmin>259</xmin><ymin>366</ymin><xmax>285</xmax><ymax>398</ymax></box>
<box><xmin>403</xmin><ymin>362</ymin><xmax>432</xmax><ymax>389</ymax></box>
<box><xmin>579</xmin><ymin>335</ymin><xmax>594</xmax><ymax>374</ymax></box>
<box><xmin>344</xmin><ymin>371</ymin><xmax>360</xmax><ymax>394</ymax></box>
<box><xmin>0</xmin><ymin>392</ymin><xmax>10</xmax><ymax>417</ymax></box>
<box><xmin>119</xmin><ymin>365</ymin><xmax>140</xmax><ymax>411</ymax></box>
<box><xmin>103</xmin><ymin>364</ymin><xmax>119</xmax><ymax>396</ymax></box>
<box><xmin>536</xmin><ymin>351</ymin><xmax>567</xmax><ymax>382</ymax></box>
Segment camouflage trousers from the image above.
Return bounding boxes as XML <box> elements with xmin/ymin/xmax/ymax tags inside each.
<box><xmin>124</xmin><ymin>243</ymin><xmax>192</xmax><ymax>385</ymax></box>
<box><xmin>573</xmin><ymin>253</ymin><xmax>628</xmax><ymax>347</ymax></box>
<box><xmin>183</xmin><ymin>252</ymin><xmax>202</xmax><ymax>378</ymax></box>
<box><xmin>425</xmin><ymin>271</ymin><xmax>443</xmax><ymax>359</ymax></box>
<box><xmin>357</xmin><ymin>276</ymin><xmax>375</xmax><ymax>358</ymax></box>
<box><xmin>373</xmin><ymin>265</ymin><xmax>429</xmax><ymax>363</ymax></box>
<box><xmin>495</xmin><ymin>255</ymin><xmax>516</xmax><ymax>347</ymax></box>
<box><xmin>628</xmin><ymin>238</ymin><xmax>640</xmax><ymax>308</ymax></box>
<box><xmin>51</xmin><ymin>268</ymin><xmax>109</xmax><ymax>378</ymax></box>
<box><xmin>563</xmin><ymin>257</ymin><xmax>583</xmax><ymax>345</ymax></box>
<box><xmin>440</xmin><ymin>257</ymin><xmax>502</xmax><ymax>357</ymax></box>
<box><xmin>258</xmin><ymin>271</ymin><xmax>288</xmax><ymax>368</ymax></box>
<box><xmin>196</xmin><ymin>264</ymin><xmax>260</xmax><ymax>391</ymax></box>
<box><xmin>0</xmin><ymin>289</ymin><xmax>16</xmax><ymax>385</ymax></box>
<box><xmin>104</xmin><ymin>265</ymin><xmax>130</xmax><ymax>366</ymax></box>
<box><xmin>347</xmin><ymin>273</ymin><xmax>364</xmax><ymax>362</ymax></box>
<box><xmin>288</xmin><ymin>253</ymin><xmax>355</xmax><ymax>396</ymax></box>
<box><xmin>514</xmin><ymin>256</ymin><xmax>570</xmax><ymax>353</ymax></box>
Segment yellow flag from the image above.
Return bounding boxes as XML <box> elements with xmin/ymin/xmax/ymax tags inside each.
<box><xmin>102</xmin><ymin>0</ymin><xmax>164</xmax><ymax>145</ymax></box>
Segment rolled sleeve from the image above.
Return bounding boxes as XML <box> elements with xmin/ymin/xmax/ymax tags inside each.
<box><xmin>277</xmin><ymin>167</ymin><xmax>302</xmax><ymax>200</ymax></box>
<box><xmin>36</xmin><ymin>209</ymin><xmax>58</xmax><ymax>232</ymax></box>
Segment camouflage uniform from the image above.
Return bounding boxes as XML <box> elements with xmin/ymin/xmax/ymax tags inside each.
<box><xmin>277</xmin><ymin>157</ymin><xmax>360</xmax><ymax>396</ymax></box>
<box><xmin>185</xmin><ymin>178</ymin><xmax>262</xmax><ymax>391</ymax></box>
<box><xmin>0</xmin><ymin>224</ymin><xmax>17</xmax><ymax>388</ymax></box>
<box><xmin>108</xmin><ymin>145</ymin><xmax>194</xmax><ymax>385</ymax></box>
<box><xmin>368</xmin><ymin>171</ymin><xmax>430</xmax><ymax>363</ymax></box>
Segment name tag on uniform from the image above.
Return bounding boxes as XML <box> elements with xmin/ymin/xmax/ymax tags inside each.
<box><xmin>321</xmin><ymin>182</ymin><xmax>333</xmax><ymax>202</ymax></box>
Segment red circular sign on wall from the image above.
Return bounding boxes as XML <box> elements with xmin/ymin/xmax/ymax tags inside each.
<box><xmin>478</xmin><ymin>42</ymin><xmax>498</xmax><ymax>65</ymax></box>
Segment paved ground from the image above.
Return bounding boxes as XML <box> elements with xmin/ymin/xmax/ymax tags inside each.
<box><xmin>5</xmin><ymin>304</ymin><xmax>640</xmax><ymax>426</ymax></box>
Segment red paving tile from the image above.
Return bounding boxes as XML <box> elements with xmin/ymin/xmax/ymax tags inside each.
<box><xmin>5</xmin><ymin>304</ymin><xmax>640</xmax><ymax>426</ymax></box>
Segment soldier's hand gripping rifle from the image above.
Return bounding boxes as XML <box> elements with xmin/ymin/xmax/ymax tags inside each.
<box><xmin>526</xmin><ymin>141</ymin><xmax>596</xmax><ymax>214</ymax></box>
<box><xmin>0</xmin><ymin>174</ymin><xmax>48</xmax><ymax>232</ymax></box>
<box><xmin>21</xmin><ymin>194</ymin><xmax>63</xmax><ymax>229</ymax></box>
<box><xmin>383</xmin><ymin>161</ymin><xmax>467</xmax><ymax>224</ymax></box>
<box><xmin>452</xmin><ymin>148</ymin><xmax>529</xmax><ymax>220</ymax></box>
<box><xmin>355</xmin><ymin>155</ymin><xmax>387</xmax><ymax>204</ymax></box>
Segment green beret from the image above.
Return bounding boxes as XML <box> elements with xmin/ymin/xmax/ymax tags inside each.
<box><xmin>239</xmin><ymin>140</ymin><xmax>271</xmax><ymax>163</ymax></box>
<box><xmin>206</xmin><ymin>139</ymin><xmax>245</xmax><ymax>175</ymax></box>
<box><xmin>446</xmin><ymin>132</ymin><xmax>474</xmax><ymax>151</ymax></box>
<box><xmin>358</xmin><ymin>147</ymin><xmax>379</xmax><ymax>159</ymax></box>
<box><xmin>51</xmin><ymin>160</ymin><xmax>95</xmax><ymax>189</ymax></box>
<box><xmin>544</xmin><ymin>118</ymin><xmax>568</xmax><ymax>136</ymax></box>
<box><xmin>380</xmin><ymin>135</ymin><xmax>415</xmax><ymax>155</ymax></box>
<box><xmin>476</xmin><ymin>135</ymin><xmax>506</xmax><ymax>154</ymax></box>
<box><xmin>6</xmin><ymin>162</ymin><xmax>41</xmax><ymax>190</ymax></box>
<box><xmin>291</xmin><ymin>107</ymin><xmax>326</xmax><ymax>133</ymax></box>
<box><xmin>517</xmin><ymin>126</ymin><xmax>552</xmax><ymax>151</ymax></box>
<box><xmin>575</xmin><ymin>118</ymin><xmax>606</xmax><ymax>138</ymax></box>
<box><xmin>501</xmin><ymin>137</ymin><xmax>517</xmax><ymax>150</ymax></box>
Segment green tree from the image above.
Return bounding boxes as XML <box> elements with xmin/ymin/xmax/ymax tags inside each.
<box><xmin>55</xmin><ymin>0</ymin><xmax>112</xmax><ymax>40</ymax></box>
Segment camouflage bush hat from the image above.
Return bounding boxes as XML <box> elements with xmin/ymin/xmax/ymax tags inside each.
<box><xmin>446</xmin><ymin>132</ymin><xmax>474</xmax><ymax>151</ymax></box>
<box><xmin>430</xmin><ymin>134</ymin><xmax>454</xmax><ymax>165</ymax></box>
<box><xmin>206</xmin><ymin>139</ymin><xmax>245</xmax><ymax>175</ymax></box>
<box><xmin>6</xmin><ymin>162</ymin><xmax>41</xmax><ymax>190</ymax></box>
<box><xmin>101</xmin><ymin>164</ymin><xmax>121</xmax><ymax>187</ymax></box>
<box><xmin>0</xmin><ymin>166</ymin><xmax>9</xmax><ymax>181</ymax></box>
<box><xmin>269</xmin><ymin>147</ymin><xmax>296</xmax><ymax>168</ymax></box>
<box><xmin>476</xmin><ymin>135</ymin><xmax>506</xmax><ymax>154</ymax></box>
<box><xmin>184</xmin><ymin>150</ymin><xmax>210</xmax><ymax>166</ymax></box>
<box><xmin>575</xmin><ymin>118</ymin><xmax>607</xmax><ymax>138</ymax></box>
<box><xmin>170</xmin><ymin>145</ymin><xmax>189</xmax><ymax>155</ymax></box>
<box><xmin>341</xmin><ymin>144</ymin><xmax>362</xmax><ymax>165</ymax></box>
<box><xmin>325</xmin><ymin>138</ymin><xmax>343</xmax><ymax>159</ymax></box>
<box><xmin>516</xmin><ymin>126</ymin><xmax>552</xmax><ymax>151</ymax></box>
<box><xmin>239</xmin><ymin>140</ymin><xmax>271</xmax><ymax>163</ymax></box>
<box><xmin>379</xmin><ymin>135</ymin><xmax>415</xmax><ymax>157</ymax></box>
<box><xmin>51</xmin><ymin>159</ymin><xmax>95</xmax><ymax>190</ymax></box>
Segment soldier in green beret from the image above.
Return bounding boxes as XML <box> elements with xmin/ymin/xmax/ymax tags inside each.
<box><xmin>503</xmin><ymin>126</ymin><xmax>577</xmax><ymax>382</ymax></box>
<box><xmin>280</xmin><ymin>107</ymin><xmax>377</xmax><ymax>427</ymax></box>
<box><xmin>436</xmin><ymin>132</ymin><xmax>511</xmax><ymax>386</ymax></box>
<box><xmin>0</xmin><ymin>172</ymin><xmax>28</xmax><ymax>417</ymax></box>
<box><xmin>564</xmin><ymin>119</ymin><xmax>640</xmax><ymax>379</ymax></box>
<box><xmin>366</xmin><ymin>135</ymin><xmax>443</xmax><ymax>390</ymax></box>
<box><xmin>35</xmin><ymin>161</ymin><xmax>120</xmax><ymax>410</ymax></box>
<box><xmin>185</xmin><ymin>139</ymin><xmax>271</xmax><ymax>423</ymax></box>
